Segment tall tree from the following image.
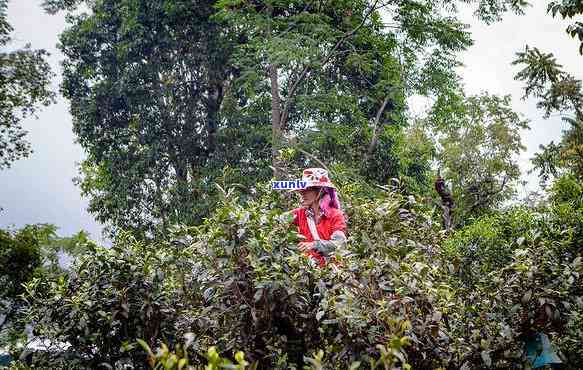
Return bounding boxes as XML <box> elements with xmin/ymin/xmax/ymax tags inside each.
<box><xmin>429</xmin><ymin>93</ymin><xmax>529</xmax><ymax>224</ymax></box>
<box><xmin>46</xmin><ymin>0</ymin><xmax>255</xmax><ymax>236</ymax></box>
<box><xmin>216</xmin><ymin>0</ymin><xmax>399</xmax><ymax>174</ymax></box>
<box><xmin>0</xmin><ymin>0</ymin><xmax>54</xmax><ymax>170</ymax></box>
<box><xmin>216</xmin><ymin>0</ymin><xmax>528</xmax><ymax>182</ymax></box>
<box><xmin>48</xmin><ymin>0</ymin><xmax>529</xmax><ymax>235</ymax></box>
<box><xmin>513</xmin><ymin>46</ymin><xmax>583</xmax><ymax>182</ymax></box>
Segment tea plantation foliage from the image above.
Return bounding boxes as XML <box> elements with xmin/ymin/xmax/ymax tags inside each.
<box><xmin>14</xmin><ymin>175</ymin><xmax>582</xmax><ymax>369</ymax></box>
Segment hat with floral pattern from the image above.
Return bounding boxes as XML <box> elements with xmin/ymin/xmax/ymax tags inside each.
<box><xmin>297</xmin><ymin>168</ymin><xmax>335</xmax><ymax>190</ymax></box>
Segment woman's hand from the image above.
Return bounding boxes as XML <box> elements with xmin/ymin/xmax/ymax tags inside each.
<box><xmin>298</xmin><ymin>241</ymin><xmax>315</xmax><ymax>251</ymax></box>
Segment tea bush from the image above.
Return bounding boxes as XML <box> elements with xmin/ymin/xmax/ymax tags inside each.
<box><xmin>20</xmin><ymin>179</ymin><xmax>582</xmax><ymax>369</ymax></box>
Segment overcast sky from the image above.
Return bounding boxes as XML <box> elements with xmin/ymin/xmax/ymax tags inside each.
<box><xmin>0</xmin><ymin>1</ymin><xmax>581</xmax><ymax>241</ymax></box>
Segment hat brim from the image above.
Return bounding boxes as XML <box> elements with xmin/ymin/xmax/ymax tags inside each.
<box><xmin>290</xmin><ymin>182</ymin><xmax>335</xmax><ymax>191</ymax></box>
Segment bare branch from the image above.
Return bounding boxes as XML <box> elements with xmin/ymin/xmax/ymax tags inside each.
<box><xmin>298</xmin><ymin>148</ymin><xmax>331</xmax><ymax>174</ymax></box>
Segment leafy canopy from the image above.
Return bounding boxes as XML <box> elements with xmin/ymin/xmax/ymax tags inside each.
<box><xmin>427</xmin><ymin>92</ymin><xmax>529</xmax><ymax>223</ymax></box>
<box><xmin>513</xmin><ymin>46</ymin><xmax>583</xmax><ymax>182</ymax></box>
<box><xmin>0</xmin><ymin>0</ymin><xmax>55</xmax><ymax>170</ymax></box>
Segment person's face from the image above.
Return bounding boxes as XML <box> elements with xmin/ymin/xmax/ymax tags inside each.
<box><xmin>299</xmin><ymin>188</ymin><xmax>320</xmax><ymax>207</ymax></box>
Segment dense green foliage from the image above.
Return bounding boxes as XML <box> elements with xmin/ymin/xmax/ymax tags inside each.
<box><xmin>0</xmin><ymin>0</ymin><xmax>54</xmax><ymax>169</ymax></box>
<box><xmin>0</xmin><ymin>226</ymin><xmax>44</xmax><ymax>299</ymax></box>
<box><xmin>44</xmin><ymin>0</ymin><xmax>531</xmax><ymax>236</ymax></box>
<box><xmin>3</xmin><ymin>1</ymin><xmax>583</xmax><ymax>369</ymax></box>
<box><xmin>0</xmin><ymin>227</ymin><xmax>42</xmax><ymax>355</ymax></box>
<box><xmin>0</xmin><ymin>224</ymin><xmax>90</xmax><ymax>351</ymax></box>
<box><xmin>19</xmin><ymin>175</ymin><xmax>583</xmax><ymax>368</ymax></box>
<box><xmin>427</xmin><ymin>92</ymin><xmax>529</xmax><ymax>224</ymax></box>
<box><xmin>47</xmin><ymin>0</ymin><xmax>239</xmax><ymax>235</ymax></box>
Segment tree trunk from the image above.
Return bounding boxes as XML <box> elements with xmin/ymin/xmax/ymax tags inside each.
<box><xmin>266</xmin><ymin>4</ymin><xmax>283</xmax><ymax>176</ymax></box>
<box><xmin>434</xmin><ymin>174</ymin><xmax>454</xmax><ymax>231</ymax></box>
<box><xmin>366</xmin><ymin>96</ymin><xmax>391</xmax><ymax>160</ymax></box>
<box><xmin>206</xmin><ymin>81</ymin><xmax>223</xmax><ymax>157</ymax></box>
<box><xmin>172</xmin><ymin>160</ymin><xmax>188</xmax><ymax>184</ymax></box>
<box><xmin>270</xmin><ymin>63</ymin><xmax>283</xmax><ymax>175</ymax></box>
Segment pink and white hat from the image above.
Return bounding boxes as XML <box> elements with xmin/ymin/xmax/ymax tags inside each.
<box><xmin>299</xmin><ymin>168</ymin><xmax>335</xmax><ymax>189</ymax></box>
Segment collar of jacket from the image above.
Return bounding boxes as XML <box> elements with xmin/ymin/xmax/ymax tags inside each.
<box><xmin>306</xmin><ymin>207</ymin><xmax>328</xmax><ymax>220</ymax></box>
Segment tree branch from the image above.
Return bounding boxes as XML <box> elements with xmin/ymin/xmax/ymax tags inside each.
<box><xmin>366</xmin><ymin>96</ymin><xmax>391</xmax><ymax>158</ymax></box>
<box><xmin>297</xmin><ymin>148</ymin><xmax>331</xmax><ymax>174</ymax></box>
<box><xmin>468</xmin><ymin>176</ymin><xmax>509</xmax><ymax>214</ymax></box>
<box><xmin>280</xmin><ymin>0</ymin><xmax>383</xmax><ymax>130</ymax></box>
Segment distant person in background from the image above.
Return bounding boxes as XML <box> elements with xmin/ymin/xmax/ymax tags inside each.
<box><xmin>291</xmin><ymin>168</ymin><xmax>347</xmax><ymax>267</ymax></box>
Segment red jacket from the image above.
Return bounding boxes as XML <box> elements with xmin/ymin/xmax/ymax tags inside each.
<box><xmin>292</xmin><ymin>207</ymin><xmax>346</xmax><ymax>266</ymax></box>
